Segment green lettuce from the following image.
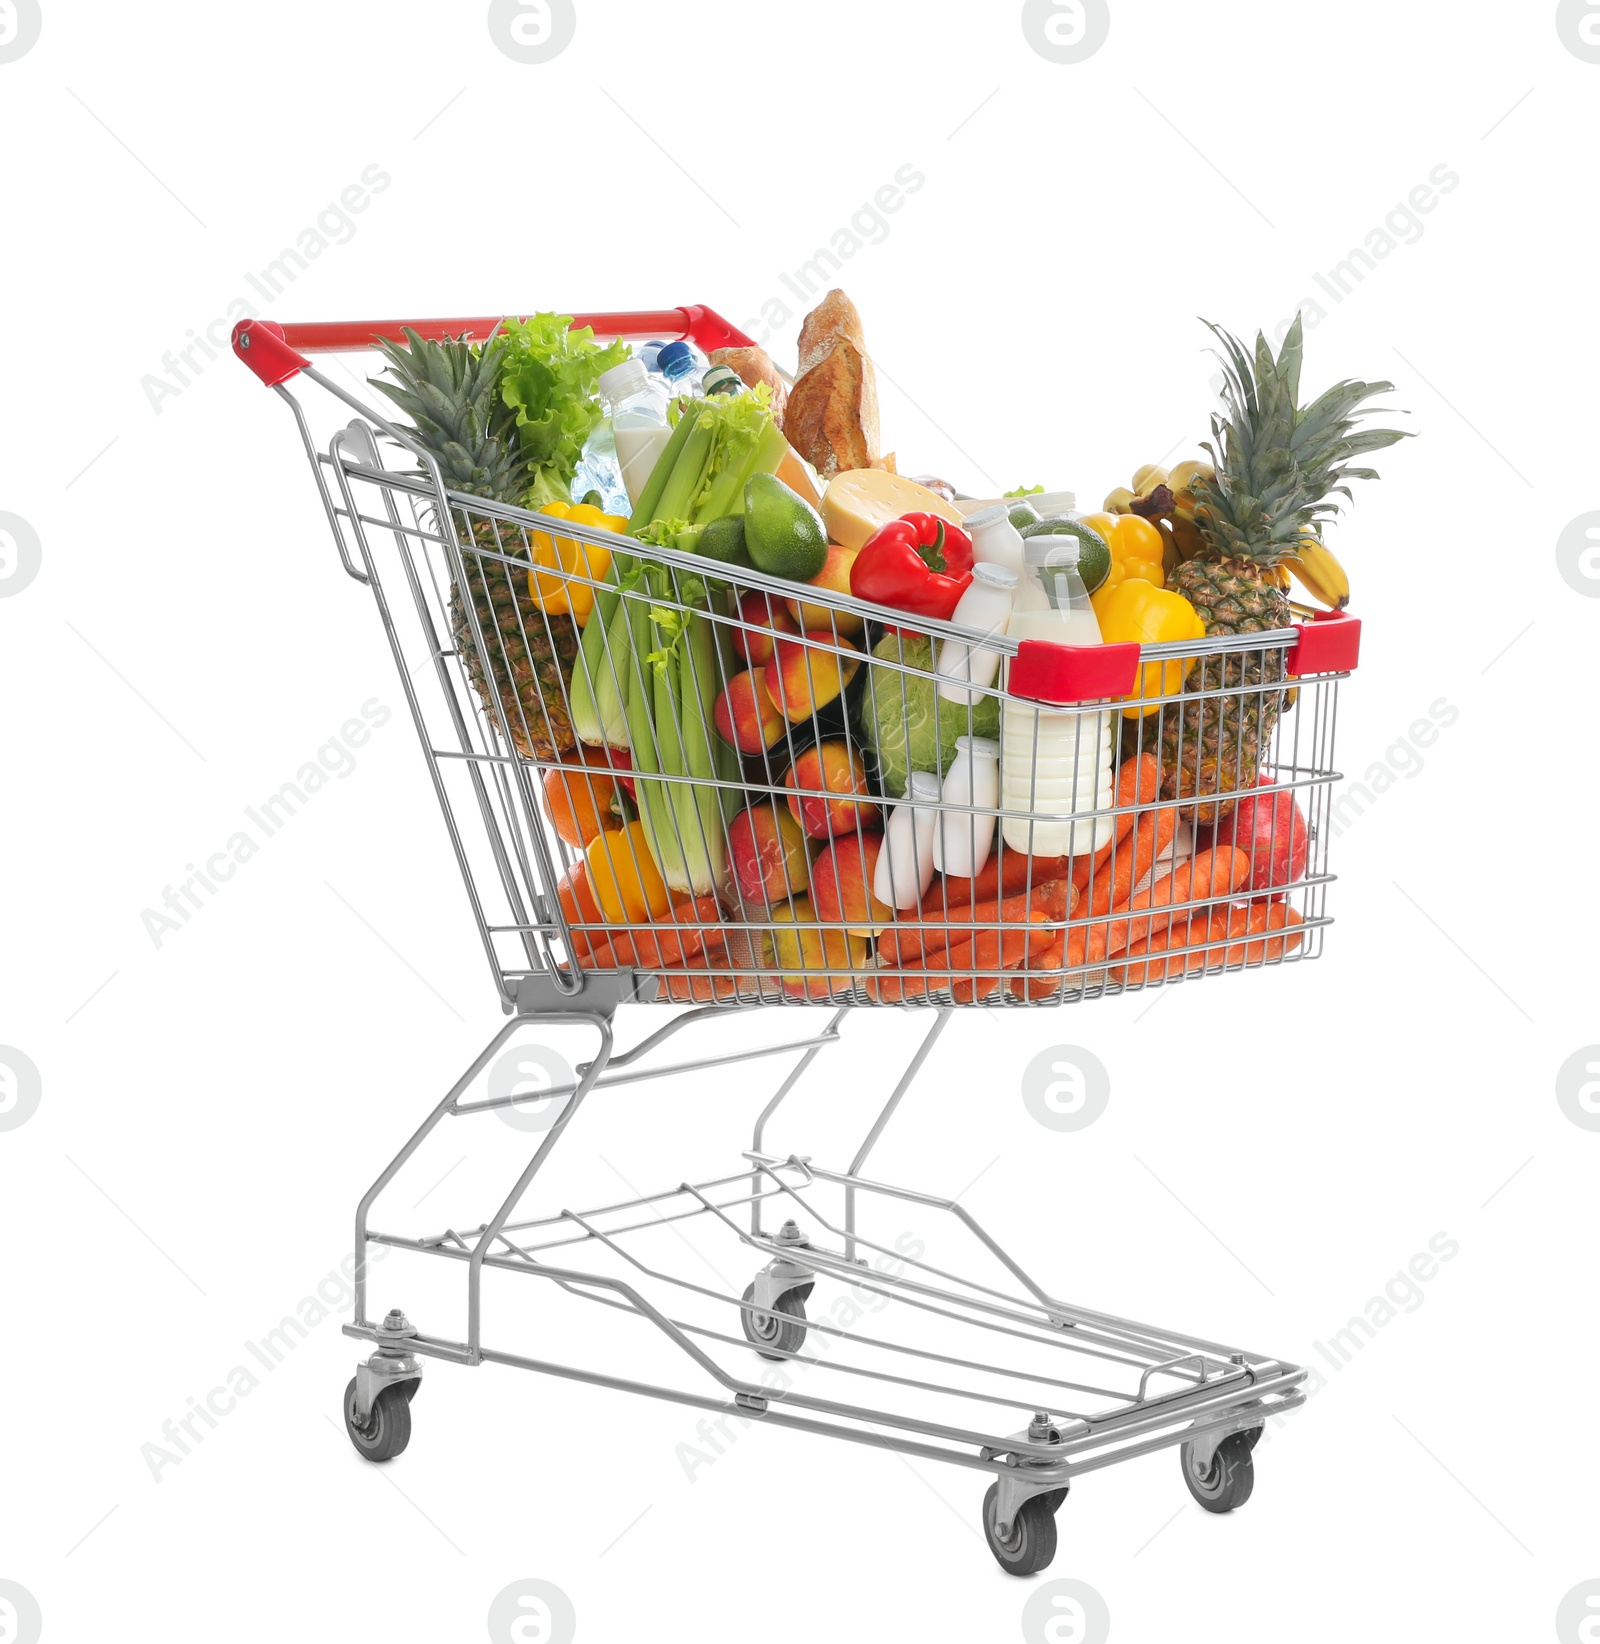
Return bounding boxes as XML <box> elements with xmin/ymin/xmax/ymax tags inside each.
<box><xmin>499</xmin><ymin>313</ymin><xmax>629</xmax><ymax>505</ymax></box>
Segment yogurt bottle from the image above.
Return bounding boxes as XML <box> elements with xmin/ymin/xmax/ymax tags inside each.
<box><xmin>936</xmin><ymin>563</ymin><xmax>1018</xmax><ymax>705</ymax></box>
<box><xmin>598</xmin><ymin>359</ymin><xmax>672</xmax><ymax>507</ymax></box>
<box><xmin>962</xmin><ymin>504</ymin><xmax>1027</xmax><ymax>578</ymax></box>
<box><xmin>1000</xmin><ymin>539</ymin><xmax>1116</xmax><ymax>857</ymax></box>
<box><xmin>933</xmin><ymin>736</ymin><xmax>1001</xmax><ymax>879</ymax></box>
<box><xmin>874</xmin><ymin>771</ymin><xmax>945</xmax><ymax>910</ymax></box>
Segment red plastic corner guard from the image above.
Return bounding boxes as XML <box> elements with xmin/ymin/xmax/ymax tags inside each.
<box><xmin>233</xmin><ymin>319</ymin><xmax>311</xmax><ymax>387</ymax></box>
<box><xmin>1009</xmin><ymin>640</ymin><xmax>1141</xmax><ymax>705</ymax></box>
<box><xmin>1286</xmin><ymin>610</ymin><xmax>1361</xmax><ymax>676</ymax></box>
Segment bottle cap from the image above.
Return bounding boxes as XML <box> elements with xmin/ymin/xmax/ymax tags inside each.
<box><xmin>1025</xmin><ymin>536</ymin><xmax>1081</xmax><ymax>567</ymax></box>
<box><xmin>969</xmin><ymin>562</ymin><xmax>1019</xmax><ymax>589</ymax></box>
<box><xmin>599</xmin><ymin>359</ymin><xmax>648</xmax><ymax>403</ymax></box>
<box><xmin>701</xmin><ymin>364</ymin><xmax>743</xmax><ymax>396</ymax></box>
<box><xmin>953</xmin><ymin>735</ymin><xmax>1002</xmax><ymax>762</ymax></box>
<box><xmin>657</xmin><ymin>340</ymin><xmax>697</xmax><ymax>380</ymax></box>
<box><xmin>905</xmin><ymin>771</ymin><xmax>944</xmax><ymax>803</ymax></box>
<box><xmin>963</xmin><ymin>504</ymin><xmax>1009</xmax><ymax>530</ymax></box>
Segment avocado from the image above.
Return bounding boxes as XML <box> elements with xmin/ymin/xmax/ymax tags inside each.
<box><xmin>743</xmin><ymin>473</ymin><xmax>828</xmax><ymax>581</ymax></box>
<box><xmin>696</xmin><ymin>513</ymin><xmax>751</xmax><ymax>566</ymax></box>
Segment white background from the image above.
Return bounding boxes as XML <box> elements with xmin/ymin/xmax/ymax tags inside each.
<box><xmin>3</xmin><ymin>1</ymin><xmax>1598</xmax><ymax>1640</ymax></box>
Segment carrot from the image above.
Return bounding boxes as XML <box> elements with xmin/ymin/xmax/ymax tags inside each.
<box><xmin>953</xmin><ymin>915</ymin><xmax>1053</xmax><ymax>1003</ymax></box>
<box><xmin>914</xmin><ymin>849</ymin><xmax>1068</xmax><ymax>919</ymax></box>
<box><xmin>877</xmin><ymin>878</ymin><xmax>1072</xmax><ymax>966</ymax></box>
<box><xmin>869</xmin><ymin>923</ymin><xmax>1038</xmax><ymax>1004</ymax></box>
<box><xmin>655</xmin><ymin>935</ymin><xmax>741</xmax><ymax>1002</ymax></box>
<box><xmin>1115</xmin><ymin>902</ymin><xmax>1306</xmax><ymax>983</ymax></box>
<box><xmin>604</xmin><ymin>895</ymin><xmax>723</xmax><ymax>970</ymax></box>
<box><xmin>1105</xmin><ymin>845</ymin><xmax>1251</xmax><ymax>957</ymax></box>
<box><xmin>1070</xmin><ymin>753</ymin><xmax>1161</xmax><ymax>892</ymax></box>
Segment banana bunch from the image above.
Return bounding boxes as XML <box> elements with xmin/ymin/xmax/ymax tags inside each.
<box><xmin>1282</xmin><ymin>530</ymin><xmax>1350</xmax><ymax>609</ymax></box>
<box><xmin>1105</xmin><ymin>462</ymin><xmax>1351</xmax><ymax>608</ymax></box>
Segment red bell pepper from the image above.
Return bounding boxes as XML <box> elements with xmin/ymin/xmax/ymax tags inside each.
<box><xmin>849</xmin><ymin>512</ymin><xmax>974</xmax><ymax>621</ymax></box>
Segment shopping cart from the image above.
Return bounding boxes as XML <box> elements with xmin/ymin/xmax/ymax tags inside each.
<box><xmin>234</xmin><ymin>306</ymin><xmax>1355</xmax><ymax>1574</ymax></box>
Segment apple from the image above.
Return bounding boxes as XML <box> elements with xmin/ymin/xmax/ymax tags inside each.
<box><xmin>727</xmin><ymin>802</ymin><xmax>811</xmax><ymax>908</ymax></box>
<box><xmin>732</xmin><ymin>590</ymin><xmax>800</xmax><ymax>667</ymax></box>
<box><xmin>769</xmin><ymin>897</ymin><xmax>869</xmax><ymax>998</ymax></box>
<box><xmin>787</xmin><ymin>543</ymin><xmax>864</xmax><ymax>636</ymax></box>
<box><xmin>1198</xmin><ymin>777</ymin><xmax>1309</xmax><ymax>897</ymax></box>
<box><xmin>810</xmin><ymin>833</ymin><xmax>894</xmax><ymax>937</ymax></box>
<box><xmin>714</xmin><ymin>668</ymin><xmax>786</xmax><ymax>754</ymax></box>
<box><xmin>784</xmin><ymin>739</ymin><xmax>880</xmax><ymax>839</ymax></box>
<box><xmin>765</xmin><ymin>630</ymin><xmax>862</xmax><ymax>724</ymax></box>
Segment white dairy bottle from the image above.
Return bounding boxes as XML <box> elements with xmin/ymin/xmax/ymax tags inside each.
<box><xmin>598</xmin><ymin>359</ymin><xmax>672</xmax><ymax>507</ymax></box>
<box><xmin>1000</xmin><ymin>539</ymin><xmax>1116</xmax><ymax>857</ymax></box>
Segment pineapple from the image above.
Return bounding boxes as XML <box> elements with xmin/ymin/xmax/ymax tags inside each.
<box><xmin>372</xmin><ymin>329</ymin><xmax>578</xmax><ymax>762</ymax></box>
<box><xmin>1159</xmin><ymin>316</ymin><xmax>1406</xmax><ymax>821</ymax></box>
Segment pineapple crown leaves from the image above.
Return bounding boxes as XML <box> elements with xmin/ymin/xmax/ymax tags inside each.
<box><xmin>1192</xmin><ymin>314</ymin><xmax>1411</xmax><ymax>564</ymax></box>
<box><xmin>370</xmin><ymin>328</ymin><xmax>531</xmax><ymax>502</ymax></box>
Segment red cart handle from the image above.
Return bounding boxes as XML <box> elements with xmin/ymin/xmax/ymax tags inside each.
<box><xmin>232</xmin><ymin>306</ymin><xmax>755</xmax><ymax>388</ymax></box>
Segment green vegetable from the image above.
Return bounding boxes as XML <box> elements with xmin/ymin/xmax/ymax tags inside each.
<box><xmin>859</xmin><ymin>632</ymin><xmax>1001</xmax><ymax>797</ymax></box>
<box><xmin>1004</xmin><ymin>484</ymin><xmax>1045</xmax><ymax>497</ymax></box>
<box><xmin>569</xmin><ymin>560</ymin><xmax>621</xmax><ymax>744</ymax></box>
<box><xmin>498</xmin><ymin>313</ymin><xmax>629</xmax><ymax>507</ymax></box>
<box><xmin>628</xmin><ymin>387</ymin><xmax>786</xmax><ymax>540</ymax></box>
<box><xmin>743</xmin><ymin>472</ymin><xmax>828</xmax><ymax>580</ymax></box>
<box><xmin>1007</xmin><ymin>501</ymin><xmax>1041</xmax><ymax>530</ymax></box>
<box><xmin>592</xmin><ymin>571</ymin><xmax>639</xmax><ymax>747</ymax></box>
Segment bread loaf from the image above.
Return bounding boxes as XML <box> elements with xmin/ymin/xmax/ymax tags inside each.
<box><xmin>786</xmin><ymin>290</ymin><xmax>881</xmax><ymax>480</ymax></box>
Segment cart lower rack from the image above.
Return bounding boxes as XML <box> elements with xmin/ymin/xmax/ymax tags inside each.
<box><xmin>237</xmin><ymin>306</ymin><xmax>1331</xmax><ymax>1573</ymax></box>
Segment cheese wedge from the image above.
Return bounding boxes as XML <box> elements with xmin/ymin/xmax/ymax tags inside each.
<box><xmin>821</xmin><ymin>469</ymin><xmax>970</xmax><ymax>552</ymax></box>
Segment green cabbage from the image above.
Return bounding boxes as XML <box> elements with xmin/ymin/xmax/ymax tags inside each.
<box><xmin>859</xmin><ymin>632</ymin><xmax>1000</xmax><ymax>798</ymax></box>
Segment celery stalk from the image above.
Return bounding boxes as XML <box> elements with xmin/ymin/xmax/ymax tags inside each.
<box><xmin>675</xmin><ymin>611</ymin><xmax>725</xmax><ymax>896</ymax></box>
<box><xmin>698</xmin><ymin>415</ymin><xmax>789</xmax><ymax>522</ymax></box>
<box><xmin>594</xmin><ymin>577</ymin><xmax>637</xmax><ymax>748</ymax></box>
<box><xmin>623</xmin><ymin>590</ymin><xmax>681</xmax><ymax>888</ymax></box>
<box><xmin>569</xmin><ymin>561</ymin><xmax>622</xmax><ymax>744</ymax></box>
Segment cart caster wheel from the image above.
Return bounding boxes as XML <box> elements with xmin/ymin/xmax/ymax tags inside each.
<box><xmin>1037</xmin><ymin>1486</ymin><xmax>1069</xmax><ymax>1514</ymax></box>
<box><xmin>343</xmin><ymin>1376</ymin><xmax>413</xmax><ymax>1463</ymax></box>
<box><xmin>982</xmin><ymin>1482</ymin><xmax>1057</xmax><ymax>1576</ymax></box>
<box><xmin>1181</xmin><ymin>1431</ymin><xmax>1255</xmax><ymax>1512</ymax></box>
<box><xmin>739</xmin><ymin>1282</ymin><xmax>807</xmax><ymax>1359</ymax></box>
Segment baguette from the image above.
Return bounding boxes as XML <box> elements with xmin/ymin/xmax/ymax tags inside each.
<box><xmin>787</xmin><ymin>290</ymin><xmax>881</xmax><ymax>479</ymax></box>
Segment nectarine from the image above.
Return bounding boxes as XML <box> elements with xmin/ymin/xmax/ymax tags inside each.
<box><xmin>727</xmin><ymin>802</ymin><xmax>811</xmax><ymax>908</ymax></box>
<box><xmin>784</xmin><ymin>740</ymin><xmax>880</xmax><ymax>839</ymax></box>
<box><xmin>764</xmin><ymin>630</ymin><xmax>862</xmax><ymax>724</ymax></box>
<box><xmin>787</xmin><ymin>543</ymin><xmax>864</xmax><ymax>636</ymax></box>
<box><xmin>769</xmin><ymin>897</ymin><xmax>868</xmax><ymax>998</ymax></box>
<box><xmin>810</xmin><ymin>833</ymin><xmax>894</xmax><ymax>937</ymax></box>
<box><xmin>714</xmin><ymin>668</ymin><xmax>786</xmax><ymax>754</ymax></box>
<box><xmin>732</xmin><ymin>590</ymin><xmax>800</xmax><ymax>668</ymax></box>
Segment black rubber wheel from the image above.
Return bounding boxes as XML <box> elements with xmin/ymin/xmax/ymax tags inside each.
<box><xmin>1181</xmin><ymin>1431</ymin><xmax>1255</xmax><ymax>1512</ymax></box>
<box><xmin>982</xmin><ymin>1482</ymin><xmax>1058</xmax><ymax>1577</ymax></box>
<box><xmin>739</xmin><ymin>1282</ymin><xmax>807</xmax><ymax>1359</ymax></box>
<box><xmin>343</xmin><ymin>1376</ymin><xmax>413</xmax><ymax>1462</ymax></box>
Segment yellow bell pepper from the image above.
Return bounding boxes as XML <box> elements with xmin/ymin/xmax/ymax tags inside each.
<box><xmin>1092</xmin><ymin>576</ymin><xmax>1207</xmax><ymax>718</ymax></box>
<box><xmin>528</xmin><ymin>500</ymin><xmax>627</xmax><ymax>623</ymax></box>
<box><xmin>1079</xmin><ymin>511</ymin><xmax>1166</xmax><ymax>598</ymax></box>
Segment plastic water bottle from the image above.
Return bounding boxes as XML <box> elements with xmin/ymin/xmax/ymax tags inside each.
<box><xmin>1000</xmin><ymin>539</ymin><xmax>1116</xmax><ymax>857</ymax></box>
<box><xmin>597</xmin><ymin>359</ymin><xmax>672</xmax><ymax>508</ymax></box>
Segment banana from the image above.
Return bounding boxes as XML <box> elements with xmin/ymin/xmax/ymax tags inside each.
<box><xmin>1103</xmin><ymin>485</ymin><xmax>1135</xmax><ymax>514</ymax></box>
<box><xmin>1130</xmin><ymin>463</ymin><xmax>1169</xmax><ymax>494</ymax></box>
<box><xmin>1282</xmin><ymin>534</ymin><xmax>1350</xmax><ymax>609</ymax></box>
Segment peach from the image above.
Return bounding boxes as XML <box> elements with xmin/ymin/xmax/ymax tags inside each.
<box><xmin>784</xmin><ymin>739</ymin><xmax>880</xmax><ymax>839</ymax></box>
<box><xmin>727</xmin><ymin>802</ymin><xmax>811</xmax><ymax>908</ymax></box>
<box><xmin>765</xmin><ymin>630</ymin><xmax>862</xmax><ymax>724</ymax></box>
<box><xmin>787</xmin><ymin>543</ymin><xmax>864</xmax><ymax>636</ymax></box>
<box><xmin>732</xmin><ymin>590</ymin><xmax>800</xmax><ymax>668</ymax></box>
<box><xmin>769</xmin><ymin>897</ymin><xmax>869</xmax><ymax>999</ymax></box>
<box><xmin>714</xmin><ymin>668</ymin><xmax>786</xmax><ymax>754</ymax></box>
<box><xmin>810</xmin><ymin>833</ymin><xmax>894</xmax><ymax>937</ymax></box>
